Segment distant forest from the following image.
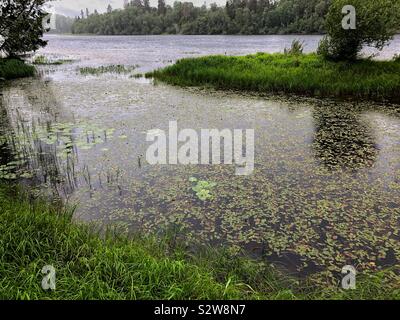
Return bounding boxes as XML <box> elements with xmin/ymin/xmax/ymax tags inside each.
<box><xmin>71</xmin><ymin>0</ymin><xmax>332</xmax><ymax>35</ymax></box>
<box><xmin>50</xmin><ymin>15</ymin><xmax>75</xmax><ymax>34</ymax></box>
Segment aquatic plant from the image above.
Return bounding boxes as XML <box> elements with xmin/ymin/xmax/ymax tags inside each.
<box><xmin>79</xmin><ymin>65</ymin><xmax>136</xmax><ymax>76</ymax></box>
<box><xmin>190</xmin><ymin>177</ymin><xmax>217</xmax><ymax>201</ymax></box>
<box><xmin>0</xmin><ymin>119</ymin><xmax>114</xmax><ymax>182</ymax></box>
<box><xmin>0</xmin><ymin>184</ymin><xmax>399</xmax><ymax>299</ymax></box>
<box><xmin>32</xmin><ymin>55</ymin><xmax>74</xmax><ymax>65</ymax></box>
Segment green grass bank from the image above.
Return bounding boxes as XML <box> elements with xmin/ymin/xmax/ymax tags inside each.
<box><xmin>0</xmin><ymin>59</ymin><xmax>35</xmax><ymax>80</ymax></box>
<box><xmin>0</xmin><ymin>184</ymin><xmax>399</xmax><ymax>300</ymax></box>
<box><xmin>148</xmin><ymin>53</ymin><xmax>400</xmax><ymax>103</ymax></box>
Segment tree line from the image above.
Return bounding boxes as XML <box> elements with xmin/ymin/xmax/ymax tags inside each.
<box><xmin>71</xmin><ymin>0</ymin><xmax>332</xmax><ymax>35</ymax></box>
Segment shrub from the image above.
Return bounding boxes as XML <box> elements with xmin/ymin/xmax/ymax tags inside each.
<box><xmin>318</xmin><ymin>0</ymin><xmax>400</xmax><ymax>60</ymax></box>
<box><xmin>0</xmin><ymin>59</ymin><xmax>35</xmax><ymax>80</ymax></box>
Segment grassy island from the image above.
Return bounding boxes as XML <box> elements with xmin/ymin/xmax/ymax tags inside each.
<box><xmin>148</xmin><ymin>53</ymin><xmax>400</xmax><ymax>103</ymax></box>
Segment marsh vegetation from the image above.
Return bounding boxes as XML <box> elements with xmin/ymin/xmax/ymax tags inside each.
<box><xmin>149</xmin><ymin>53</ymin><xmax>400</xmax><ymax>102</ymax></box>
<box><xmin>79</xmin><ymin>65</ymin><xmax>137</xmax><ymax>76</ymax></box>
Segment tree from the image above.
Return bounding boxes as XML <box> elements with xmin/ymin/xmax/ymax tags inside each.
<box><xmin>131</xmin><ymin>0</ymin><xmax>143</xmax><ymax>8</ymax></box>
<box><xmin>318</xmin><ymin>0</ymin><xmax>400</xmax><ymax>60</ymax></box>
<box><xmin>107</xmin><ymin>4</ymin><xmax>113</xmax><ymax>13</ymax></box>
<box><xmin>158</xmin><ymin>0</ymin><xmax>167</xmax><ymax>15</ymax></box>
<box><xmin>0</xmin><ymin>0</ymin><xmax>52</xmax><ymax>57</ymax></box>
<box><xmin>143</xmin><ymin>0</ymin><xmax>151</xmax><ymax>11</ymax></box>
<box><xmin>71</xmin><ymin>0</ymin><xmax>338</xmax><ymax>36</ymax></box>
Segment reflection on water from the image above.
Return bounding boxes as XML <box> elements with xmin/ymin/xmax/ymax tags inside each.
<box><xmin>312</xmin><ymin>103</ymin><xmax>379</xmax><ymax>169</ymax></box>
<box><xmin>1</xmin><ymin>35</ymin><xmax>400</xmax><ymax>281</ymax></box>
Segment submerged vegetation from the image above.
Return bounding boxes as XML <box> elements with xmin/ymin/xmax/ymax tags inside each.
<box><xmin>0</xmin><ymin>59</ymin><xmax>35</xmax><ymax>80</ymax></box>
<box><xmin>0</xmin><ymin>184</ymin><xmax>399</xmax><ymax>300</ymax></box>
<box><xmin>79</xmin><ymin>65</ymin><xmax>137</xmax><ymax>76</ymax></box>
<box><xmin>148</xmin><ymin>53</ymin><xmax>400</xmax><ymax>102</ymax></box>
<box><xmin>32</xmin><ymin>55</ymin><xmax>74</xmax><ymax>65</ymax></box>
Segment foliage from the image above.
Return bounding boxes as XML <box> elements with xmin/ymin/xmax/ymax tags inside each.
<box><xmin>190</xmin><ymin>177</ymin><xmax>217</xmax><ymax>201</ymax></box>
<box><xmin>48</xmin><ymin>14</ymin><xmax>75</xmax><ymax>34</ymax></box>
<box><xmin>148</xmin><ymin>53</ymin><xmax>400</xmax><ymax>102</ymax></box>
<box><xmin>284</xmin><ymin>39</ymin><xmax>305</xmax><ymax>55</ymax></box>
<box><xmin>0</xmin><ymin>0</ymin><xmax>52</xmax><ymax>57</ymax></box>
<box><xmin>72</xmin><ymin>0</ymin><xmax>332</xmax><ymax>35</ymax></box>
<box><xmin>318</xmin><ymin>0</ymin><xmax>400</xmax><ymax>60</ymax></box>
<box><xmin>0</xmin><ymin>58</ymin><xmax>35</xmax><ymax>80</ymax></box>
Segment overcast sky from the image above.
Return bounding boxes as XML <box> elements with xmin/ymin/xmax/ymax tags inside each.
<box><xmin>52</xmin><ymin>0</ymin><xmax>220</xmax><ymax>17</ymax></box>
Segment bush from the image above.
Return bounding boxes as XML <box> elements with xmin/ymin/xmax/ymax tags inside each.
<box><xmin>0</xmin><ymin>59</ymin><xmax>35</xmax><ymax>80</ymax></box>
<box><xmin>318</xmin><ymin>0</ymin><xmax>400</xmax><ymax>60</ymax></box>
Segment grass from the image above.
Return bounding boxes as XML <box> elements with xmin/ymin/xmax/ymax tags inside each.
<box><xmin>0</xmin><ymin>59</ymin><xmax>35</xmax><ymax>80</ymax></box>
<box><xmin>79</xmin><ymin>65</ymin><xmax>137</xmax><ymax>76</ymax></box>
<box><xmin>0</xmin><ymin>184</ymin><xmax>286</xmax><ymax>300</ymax></box>
<box><xmin>32</xmin><ymin>55</ymin><xmax>74</xmax><ymax>65</ymax></box>
<box><xmin>147</xmin><ymin>53</ymin><xmax>400</xmax><ymax>103</ymax></box>
<box><xmin>0</xmin><ymin>183</ymin><xmax>399</xmax><ymax>300</ymax></box>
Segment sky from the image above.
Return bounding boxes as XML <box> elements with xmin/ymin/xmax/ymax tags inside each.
<box><xmin>52</xmin><ymin>0</ymin><xmax>220</xmax><ymax>17</ymax></box>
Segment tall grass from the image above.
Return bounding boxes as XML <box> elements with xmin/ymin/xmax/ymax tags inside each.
<box><xmin>148</xmin><ymin>53</ymin><xmax>400</xmax><ymax>103</ymax></box>
<box><xmin>0</xmin><ymin>59</ymin><xmax>35</xmax><ymax>80</ymax></box>
<box><xmin>0</xmin><ymin>184</ymin><xmax>285</xmax><ymax>300</ymax></box>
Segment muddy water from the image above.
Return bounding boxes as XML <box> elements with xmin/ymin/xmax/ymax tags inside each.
<box><xmin>1</xmin><ymin>35</ymin><xmax>400</xmax><ymax>280</ymax></box>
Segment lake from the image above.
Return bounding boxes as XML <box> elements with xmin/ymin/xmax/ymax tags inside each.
<box><xmin>1</xmin><ymin>35</ymin><xmax>399</xmax><ymax>280</ymax></box>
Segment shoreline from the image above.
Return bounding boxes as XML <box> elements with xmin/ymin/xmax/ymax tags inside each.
<box><xmin>1</xmin><ymin>184</ymin><xmax>399</xmax><ymax>300</ymax></box>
